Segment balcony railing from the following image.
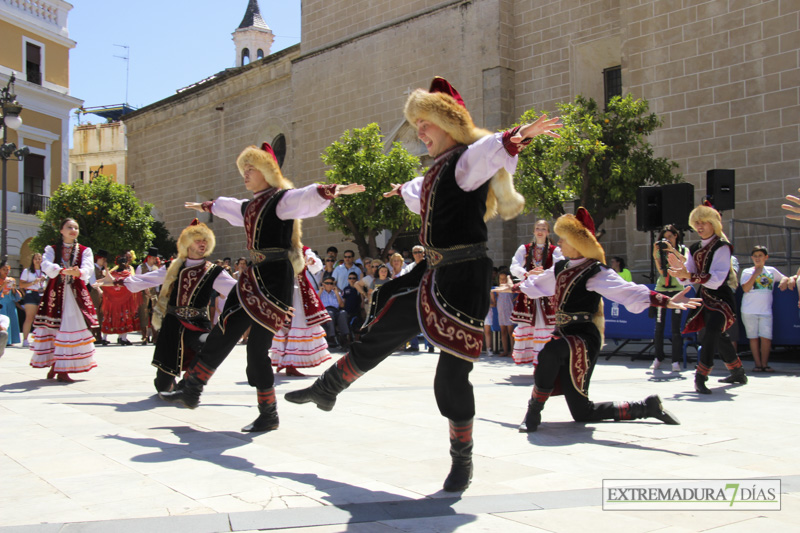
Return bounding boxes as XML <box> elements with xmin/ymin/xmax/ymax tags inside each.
<box><xmin>20</xmin><ymin>192</ymin><xmax>49</xmax><ymax>215</ymax></box>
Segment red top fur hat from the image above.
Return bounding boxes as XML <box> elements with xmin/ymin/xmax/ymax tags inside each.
<box><xmin>403</xmin><ymin>77</ymin><xmax>525</xmax><ymax>221</ymax></box>
<box><xmin>554</xmin><ymin>207</ymin><xmax>605</xmax><ymax>263</ymax></box>
<box><xmin>152</xmin><ymin>219</ymin><xmax>216</xmax><ymax>330</ymax></box>
<box><xmin>236</xmin><ymin>142</ymin><xmax>294</xmax><ymax>190</ymax></box>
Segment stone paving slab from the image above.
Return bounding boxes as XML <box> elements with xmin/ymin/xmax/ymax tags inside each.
<box><xmin>0</xmin><ymin>340</ymin><xmax>798</xmax><ymax>532</ymax></box>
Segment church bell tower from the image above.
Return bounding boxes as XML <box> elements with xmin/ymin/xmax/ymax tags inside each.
<box><xmin>232</xmin><ymin>0</ymin><xmax>274</xmax><ymax>67</ymax></box>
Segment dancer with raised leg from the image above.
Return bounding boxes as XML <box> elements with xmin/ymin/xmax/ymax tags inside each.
<box><xmin>286</xmin><ymin>77</ymin><xmax>561</xmax><ymax>491</ymax></box>
<box><xmin>161</xmin><ymin>141</ymin><xmax>364</xmax><ymax>433</ymax></box>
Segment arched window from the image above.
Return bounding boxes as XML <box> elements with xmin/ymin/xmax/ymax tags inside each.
<box><xmin>271</xmin><ymin>134</ymin><xmax>287</xmax><ymax>168</ymax></box>
<box><xmin>257</xmin><ymin>49</ymin><xmax>264</xmax><ymax>60</ymax></box>
<box><xmin>241</xmin><ymin>48</ymin><xmax>250</xmax><ymax>65</ymax></box>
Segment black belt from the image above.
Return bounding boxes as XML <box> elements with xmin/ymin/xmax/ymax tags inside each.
<box><xmin>554</xmin><ymin>311</ymin><xmax>593</xmax><ymax>327</ymax></box>
<box><xmin>167</xmin><ymin>305</ymin><xmax>209</xmax><ymax>321</ymax></box>
<box><xmin>425</xmin><ymin>243</ymin><xmax>487</xmax><ymax>269</ymax></box>
<box><xmin>249</xmin><ymin>247</ymin><xmax>289</xmax><ymax>264</ymax></box>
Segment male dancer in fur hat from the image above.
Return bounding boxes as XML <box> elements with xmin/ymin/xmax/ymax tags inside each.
<box><xmin>667</xmin><ymin>203</ymin><xmax>747</xmax><ymax>394</ymax></box>
<box><xmin>286</xmin><ymin>77</ymin><xmax>561</xmax><ymax>492</ymax></box>
<box><xmin>497</xmin><ymin>208</ymin><xmax>699</xmax><ymax>432</ymax></box>
<box><xmin>105</xmin><ymin>221</ymin><xmax>236</xmax><ymax>394</ymax></box>
<box><xmin>161</xmin><ymin>142</ymin><xmax>364</xmax><ymax>433</ymax></box>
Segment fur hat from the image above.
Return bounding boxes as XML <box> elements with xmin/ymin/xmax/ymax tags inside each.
<box><xmin>177</xmin><ymin>219</ymin><xmax>215</xmax><ymax>259</ymax></box>
<box><xmin>554</xmin><ymin>207</ymin><xmax>606</xmax><ymax>345</ymax></box>
<box><xmin>554</xmin><ymin>207</ymin><xmax>605</xmax><ymax>263</ymax></box>
<box><xmin>403</xmin><ymin>77</ymin><xmax>525</xmax><ymax>221</ymax></box>
<box><xmin>236</xmin><ymin>142</ymin><xmax>294</xmax><ymax>190</ymax></box>
<box><xmin>689</xmin><ymin>203</ymin><xmax>725</xmax><ymax>239</ymax></box>
<box><xmin>153</xmin><ymin>219</ymin><xmax>216</xmax><ymax>332</ymax></box>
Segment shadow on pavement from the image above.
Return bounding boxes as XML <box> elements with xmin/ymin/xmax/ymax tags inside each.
<box><xmin>104</xmin><ymin>426</ymin><xmax>475</xmax><ymax>532</ymax></box>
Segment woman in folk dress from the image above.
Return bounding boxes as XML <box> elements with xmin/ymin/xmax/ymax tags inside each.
<box><xmin>30</xmin><ymin>218</ymin><xmax>98</xmax><ymax>382</ymax></box>
<box><xmin>270</xmin><ymin>247</ymin><xmax>332</xmax><ymax>376</ymax></box>
<box><xmin>509</xmin><ymin>219</ymin><xmax>563</xmax><ymax>367</ymax></box>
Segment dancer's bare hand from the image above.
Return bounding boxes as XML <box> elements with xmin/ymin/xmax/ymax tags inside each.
<box><xmin>526</xmin><ymin>266</ymin><xmax>544</xmax><ymax>278</ymax></box>
<box><xmin>492</xmin><ymin>280</ymin><xmax>515</xmax><ymax>293</ymax></box>
<box><xmin>185</xmin><ymin>202</ymin><xmax>204</xmax><ymax>212</ymax></box>
<box><xmin>666</xmin><ymin>287</ymin><xmax>701</xmax><ymax>310</ymax></box>
<box><xmin>383</xmin><ymin>183</ymin><xmax>404</xmax><ymax>198</ymax></box>
<box><xmin>511</xmin><ymin>115</ymin><xmax>562</xmax><ymax>144</ymax></box>
<box><xmin>667</xmin><ymin>253</ymin><xmax>690</xmax><ymax>280</ymax></box>
<box><xmin>334</xmin><ymin>184</ymin><xmax>366</xmax><ymax>197</ymax></box>
<box><xmin>782</xmin><ymin>189</ymin><xmax>800</xmax><ymax>220</ymax></box>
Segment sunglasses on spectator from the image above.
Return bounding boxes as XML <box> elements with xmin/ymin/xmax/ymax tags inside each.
<box><xmin>348</xmin><ymin>277</ymin><xmax>358</xmax><ymax>280</ymax></box>
<box><xmin>324</xmin><ymin>281</ymin><xmax>334</xmax><ymax>285</ymax></box>
<box><xmin>344</xmin><ymin>255</ymin><xmax>354</xmax><ymax>259</ymax></box>
<box><xmin>325</xmin><ymin>259</ymin><xmax>334</xmax><ymax>263</ymax></box>
<box><xmin>413</xmin><ymin>251</ymin><xmax>424</xmax><ymax>254</ymax></box>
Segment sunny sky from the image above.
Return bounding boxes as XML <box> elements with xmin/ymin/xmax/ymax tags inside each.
<box><xmin>68</xmin><ymin>0</ymin><xmax>301</xmax><ymax>129</ymax></box>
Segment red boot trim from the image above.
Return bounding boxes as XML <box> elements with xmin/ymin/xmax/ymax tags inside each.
<box><xmin>257</xmin><ymin>388</ymin><xmax>276</xmax><ymax>405</ymax></box>
<box><xmin>336</xmin><ymin>354</ymin><xmax>364</xmax><ymax>383</ymax></box>
<box><xmin>696</xmin><ymin>363</ymin><xmax>712</xmax><ymax>376</ymax></box>
<box><xmin>448</xmin><ymin>420</ymin><xmax>473</xmax><ymax>443</ymax></box>
<box><xmin>724</xmin><ymin>358</ymin><xmax>743</xmax><ymax>371</ymax></box>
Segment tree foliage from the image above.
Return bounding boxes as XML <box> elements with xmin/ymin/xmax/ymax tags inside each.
<box><xmin>321</xmin><ymin>123</ymin><xmax>421</xmax><ymax>259</ymax></box>
<box><xmin>514</xmin><ymin>94</ymin><xmax>681</xmax><ymax>230</ymax></box>
<box><xmin>31</xmin><ymin>176</ymin><xmax>155</xmax><ymax>259</ymax></box>
<box><xmin>150</xmin><ymin>220</ymin><xmax>177</xmax><ymax>259</ymax></box>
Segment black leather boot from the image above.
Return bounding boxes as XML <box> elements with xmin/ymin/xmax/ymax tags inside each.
<box><xmin>284</xmin><ymin>354</ymin><xmax>364</xmax><ymax>411</ymax></box>
<box><xmin>160</xmin><ymin>361</ymin><xmax>215</xmax><ymax>408</ymax></box>
<box><xmin>695</xmin><ymin>373</ymin><xmax>712</xmax><ymax>394</ymax></box>
<box><xmin>154</xmin><ymin>369</ymin><xmax>177</xmax><ymax>395</ymax></box>
<box><xmin>519</xmin><ymin>386</ymin><xmax>552</xmax><ymax>433</ymax></box>
<box><xmin>443</xmin><ymin>419</ymin><xmax>473</xmax><ymax>492</ymax></box>
<box><xmin>242</xmin><ymin>388</ymin><xmax>279</xmax><ymax>433</ymax></box>
<box><xmin>616</xmin><ymin>395</ymin><xmax>680</xmax><ymax>425</ymax></box>
<box><xmin>718</xmin><ymin>366</ymin><xmax>747</xmax><ymax>384</ymax></box>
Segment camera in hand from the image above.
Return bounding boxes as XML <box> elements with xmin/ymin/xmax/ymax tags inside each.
<box><xmin>656</xmin><ymin>240</ymin><xmax>669</xmax><ymax>250</ymax></box>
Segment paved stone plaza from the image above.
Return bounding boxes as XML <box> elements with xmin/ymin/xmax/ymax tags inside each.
<box><xmin>1</xmin><ymin>340</ymin><xmax>798</xmax><ymax>532</ymax></box>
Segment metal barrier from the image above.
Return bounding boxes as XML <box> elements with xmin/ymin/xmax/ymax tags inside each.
<box><xmin>729</xmin><ymin>219</ymin><xmax>800</xmax><ymax>273</ymax></box>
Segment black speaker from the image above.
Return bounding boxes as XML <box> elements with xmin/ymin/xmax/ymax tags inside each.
<box><xmin>636</xmin><ymin>186</ymin><xmax>663</xmax><ymax>232</ymax></box>
<box><xmin>707</xmin><ymin>169</ymin><xmax>735</xmax><ymax>211</ymax></box>
<box><xmin>661</xmin><ymin>183</ymin><xmax>695</xmax><ymax>230</ymax></box>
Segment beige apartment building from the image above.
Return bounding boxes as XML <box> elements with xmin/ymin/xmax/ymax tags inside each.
<box><xmin>0</xmin><ymin>0</ymin><xmax>81</xmax><ymax>269</ymax></box>
<box><xmin>124</xmin><ymin>0</ymin><xmax>800</xmax><ymax>274</ymax></box>
<box><xmin>69</xmin><ymin>120</ymin><xmax>128</xmax><ymax>185</ymax></box>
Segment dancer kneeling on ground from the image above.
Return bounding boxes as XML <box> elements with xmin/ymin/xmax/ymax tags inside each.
<box><xmin>161</xmin><ymin>140</ymin><xmax>364</xmax><ymax>434</ymax></box>
<box><xmin>285</xmin><ymin>77</ymin><xmax>562</xmax><ymax>492</ymax></box>
<box><xmin>495</xmin><ymin>208</ymin><xmax>699</xmax><ymax>432</ymax></box>
<box><xmin>103</xmin><ymin>219</ymin><xmax>236</xmax><ymax>394</ymax></box>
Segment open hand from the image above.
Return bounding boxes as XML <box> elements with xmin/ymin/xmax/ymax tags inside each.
<box><xmin>383</xmin><ymin>183</ymin><xmax>404</xmax><ymax>198</ymax></box>
<box><xmin>782</xmin><ymin>189</ymin><xmax>800</xmax><ymax>220</ymax></box>
<box><xmin>334</xmin><ymin>184</ymin><xmax>366</xmax><ymax>197</ymax></box>
<box><xmin>510</xmin><ymin>115</ymin><xmax>562</xmax><ymax>144</ymax></box>
<box><xmin>667</xmin><ymin>253</ymin><xmax>690</xmax><ymax>280</ymax></box>
<box><xmin>185</xmin><ymin>202</ymin><xmax>204</xmax><ymax>212</ymax></box>
<box><xmin>666</xmin><ymin>287</ymin><xmax>702</xmax><ymax>310</ymax></box>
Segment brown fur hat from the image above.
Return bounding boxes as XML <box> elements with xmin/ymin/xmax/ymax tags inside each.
<box><xmin>403</xmin><ymin>77</ymin><xmax>524</xmax><ymax>221</ymax></box>
<box><xmin>689</xmin><ymin>203</ymin><xmax>725</xmax><ymax>238</ymax></box>
<box><xmin>554</xmin><ymin>207</ymin><xmax>605</xmax><ymax>263</ymax></box>
<box><xmin>177</xmin><ymin>219</ymin><xmax>216</xmax><ymax>259</ymax></box>
<box><xmin>236</xmin><ymin>142</ymin><xmax>294</xmax><ymax>190</ymax></box>
<box><xmin>153</xmin><ymin>219</ymin><xmax>216</xmax><ymax>331</ymax></box>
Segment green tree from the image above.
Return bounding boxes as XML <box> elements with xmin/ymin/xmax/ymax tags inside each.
<box><xmin>321</xmin><ymin>123</ymin><xmax>421</xmax><ymax>259</ymax></box>
<box><xmin>32</xmin><ymin>176</ymin><xmax>155</xmax><ymax>258</ymax></box>
<box><xmin>150</xmin><ymin>220</ymin><xmax>177</xmax><ymax>259</ymax></box>
<box><xmin>514</xmin><ymin>94</ymin><xmax>681</xmax><ymax>230</ymax></box>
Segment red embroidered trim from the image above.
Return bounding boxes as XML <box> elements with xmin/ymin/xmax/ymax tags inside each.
<box><xmin>317</xmin><ymin>184</ymin><xmax>337</xmax><ymax>200</ymax></box>
<box><xmin>502</xmin><ymin>126</ymin><xmax>530</xmax><ymax>156</ymax></box>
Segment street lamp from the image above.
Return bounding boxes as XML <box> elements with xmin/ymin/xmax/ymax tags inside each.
<box><xmin>1</xmin><ymin>74</ymin><xmax>30</xmax><ymax>262</ymax></box>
